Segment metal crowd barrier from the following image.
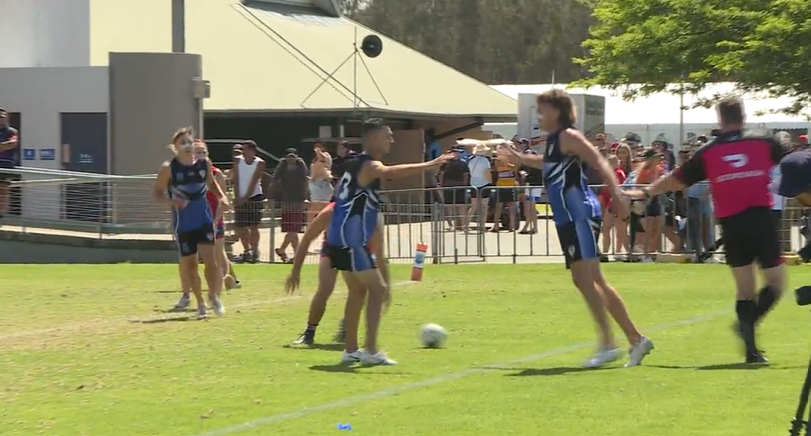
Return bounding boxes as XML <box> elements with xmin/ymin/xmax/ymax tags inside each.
<box><xmin>1</xmin><ymin>166</ymin><xmax>805</xmax><ymax>265</ymax></box>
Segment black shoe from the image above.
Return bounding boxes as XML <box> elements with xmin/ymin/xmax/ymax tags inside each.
<box><xmin>733</xmin><ymin>321</ymin><xmax>766</xmax><ymax>354</ymax></box>
<box><xmin>599</xmin><ymin>254</ymin><xmax>609</xmax><ymax>263</ymax></box>
<box><xmin>745</xmin><ymin>352</ymin><xmax>769</xmax><ymax>364</ymax></box>
<box><xmin>292</xmin><ymin>331</ymin><xmax>315</xmax><ymax>346</ymax></box>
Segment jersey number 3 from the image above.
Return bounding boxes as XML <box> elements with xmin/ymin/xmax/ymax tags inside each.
<box><xmin>336</xmin><ymin>172</ymin><xmax>353</xmax><ymax>200</ymax></box>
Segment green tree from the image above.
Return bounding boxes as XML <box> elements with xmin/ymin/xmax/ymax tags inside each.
<box><xmin>575</xmin><ymin>0</ymin><xmax>811</xmax><ymax>115</ymax></box>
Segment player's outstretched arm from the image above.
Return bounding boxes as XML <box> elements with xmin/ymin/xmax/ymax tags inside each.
<box><xmin>370</xmin><ymin>215</ymin><xmax>391</xmax><ymax>310</ymax></box>
<box><xmin>286</xmin><ymin>205</ymin><xmax>334</xmax><ymax>294</ymax></box>
<box><xmin>560</xmin><ymin>129</ymin><xmax>629</xmax><ymax>219</ymax></box>
<box><xmin>363</xmin><ymin>152</ymin><xmax>456</xmax><ymax>181</ymax></box>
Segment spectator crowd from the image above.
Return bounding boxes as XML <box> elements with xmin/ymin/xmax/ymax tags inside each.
<box><xmin>220</xmin><ymin>127</ymin><xmax>809</xmax><ymax>264</ymax></box>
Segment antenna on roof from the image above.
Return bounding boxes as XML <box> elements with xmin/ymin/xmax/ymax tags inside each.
<box><xmin>300</xmin><ymin>27</ymin><xmax>389</xmax><ymax>109</ymax></box>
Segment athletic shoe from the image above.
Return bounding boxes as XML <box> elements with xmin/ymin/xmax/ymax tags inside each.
<box><xmin>292</xmin><ymin>331</ymin><xmax>315</xmax><ymax>346</ymax></box>
<box><xmin>360</xmin><ymin>350</ymin><xmax>397</xmax><ymax>366</ymax></box>
<box><xmin>625</xmin><ymin>336</ymin><xmax>654</xmax><ymax>367</ymax></box>
<box><xmin>211</xmin><ymin>297</ymin><xmax>225</xmax><ymax>317</ymax></box>
<box><xmin>582</xmin><ymin>347</ymin><xmax>622</xmax><ymax>368</ymax></box>
<box><xmin>333</xmin><ymin>318</ymin><xmax>347</xmax><ymax>343</ymax></box>
<box><xmin>234</xmin><ymin>280</ymin><xmax>242</xmax><ymax>289</ymax></box>
<box><xmin>640</xmin><ymin>256</ymin><xmax>654</xmax><ymax>264</ymax></box>
<box><xmin>196</xmin><ymin>306</ymin><xmax>208</xmax><ymax>320</ymax></box>
<box><xmin>174</xmin><ymin>294</ymin><xmax>190</xmax><ymax>310</ymax></box>
<box><xmin>341</xmin><ymin>349</ymin><xmax>364</xmax><ymax>365</ymax></box>
<box><xmin>746</xmin><ymin>352</ymin><xmax>769</xmax><ymax>364</ymax></box>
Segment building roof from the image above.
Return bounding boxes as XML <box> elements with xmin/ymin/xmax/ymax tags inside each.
<box><xmin>491</xmin><ymin>83</ymin><xmax>808</xmax><ymax>125</ymax></box>
<box><xmin>90</xmin><ymin>0</ymin><xmax>517</xmax><ymax>120</ymax></box>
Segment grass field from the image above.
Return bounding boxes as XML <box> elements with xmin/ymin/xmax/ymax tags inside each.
<box><xmin>2</xmin><ymin>264</ymin><xmax>810</xmax><ymax>436</ymax></box>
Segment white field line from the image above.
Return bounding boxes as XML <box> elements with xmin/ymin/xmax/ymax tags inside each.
<box><xmin>188</xmin><ymin>309</ymin><xmax>729</xmax><ymax>436</ymax></box>
<box><xmin>0</xmin><ymin>280</ymin><xmax>418</xmax><ymax>341</ymax></box>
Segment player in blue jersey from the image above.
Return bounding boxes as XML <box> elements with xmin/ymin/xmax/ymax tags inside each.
<box><xmin>153</xmin><ymin>127</ymin><xmax>230</xmax><ymax>319</ymax></box>
<box><xmin>500</xmin><ymin>89</ymin><xmax>654</xmax><ymax>368</ymax></box>
<box><xmin>326</xmin><ymin>118</ymin><xmax>454</xmax><ymax>366</ymax></box>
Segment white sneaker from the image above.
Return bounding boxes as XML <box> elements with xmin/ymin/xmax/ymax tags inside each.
<box><xmin>360</xmin><ymin>350</ymin><xmax>397</xmax><ymax>366</ymax></box>
<box><xmin>234</xmin><ymin>280</ymin><xmax>242</xmax><ymax>289</ymax></box>
<box><xmin>196</xmin><ymin>306</ymin><xmax>208</xmax><ymax>320</ymax></box>
<box><xmin>640</xmin><ymin>256</ymin><xmax>654</xmax><ymax>264</ymax></box>
<box><xmin>613</xmin><ymin>254</ymin><xmax>627</xmax><ymax>262</ymax></box>
<box><xmin>174</xmin><ymin>294</ymin><xmax>190</xmax><ymax>310</ymax></box>
<box><xmin>211</xmin><ymin>297</ymin><xmax>225</xmax><ymax>317</ymax></box>
<box><xmin>626</xmin><ymin>336</ymin><xmax>654</xmax><ymax>367</ymax></box>
<box><xmin>341</xmin><ymin>349</ymin><xmax>364</xmax><ymax>365</ymax></box>
<box><xmin>582</xmin><ymin>347</ymin><xmax>622</xmax><ymax>368</ymax></box>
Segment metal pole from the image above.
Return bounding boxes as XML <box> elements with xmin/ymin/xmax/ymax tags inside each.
<box><xmin>171</xmin><ymin>0</ymin><xmax>185</xmax><ymax>53</ymax></box>
<box><xmin>679</xmin><ymin>83</ymin><xmax>685</xmax><ymax>147</ymax></box>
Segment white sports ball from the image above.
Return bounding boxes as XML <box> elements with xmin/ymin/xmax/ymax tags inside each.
<box><xmin>420</xmin><ymin>323</ymin><xmax>448</xmax><ymax>348</ymax></box>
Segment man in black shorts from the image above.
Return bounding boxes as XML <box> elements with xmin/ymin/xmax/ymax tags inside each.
<box><xmin>438</xmin><ymin>145</ymin><xmax>470</xmax><ymax>229</ymax></box>
<box><xmin>631</xmin><ymin>96</ymin><xmax>785</xmax><ymax>364</ymax></box>
<box><xmin>0</xmin><ymin>109</ymin><xmax>19</xmax><ymax>217</ymax></box>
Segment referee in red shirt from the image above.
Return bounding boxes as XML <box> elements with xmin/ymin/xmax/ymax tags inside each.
<box><xmin>630</xmin><ymin>96</ymin><xmax>785</xmax><ymax>364</ymax></box>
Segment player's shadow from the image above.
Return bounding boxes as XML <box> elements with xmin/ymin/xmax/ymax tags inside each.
<box><xmin>647</xmin><ymin>363</ymin><xmax>786</xmax><ymax>371</ymax></box>
<box><xmin>155</xmin><ymin>290</ymin><xmax>180</xmax><ymax>294</ymax></box>
<box><xmin>308</xmin><ymin>364</ymin><xmax>401</xmax><ymax>374</ymax></box>
<box><xmin>498</xmin><ymin>366</ymin><xmax>618</xmax><ymax>377</ymax></box>
<box><xmin>156</xmin><ymin>308</ymin><xmax>196</xmax><ymax>314</ymax></box>
<box><xmin>128</xmin><ymin>316</ymin><xmax>195</xmax><ymax>324</ymax></box>
<box><xmin>282</xmin><ymin>343</ymin><xmax>345</xmax><ymax>351</ymax></box>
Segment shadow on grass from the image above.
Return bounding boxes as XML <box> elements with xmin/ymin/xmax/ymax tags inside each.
<box><xmin>486</xmin><ymin>366</ymin><xmax>618</xmax><ymax>377</ymax></box>
<box><xmin>309</xmin><ymin>364</ymin><xmax>402</xmax><ymax>374</ymax></box>
<box><xmin>647</xmin><ymin>363</ymin><xmax>798</xmax><ymax>371</ymax></box>
<box><xmin>282</xmin><ymin>343</ymin><xmax>345</xmax><ymax>352</ymax></box>
<box><xmin>127</xmin><ymin>315</ymin><xmax>196</xmax><ymax>324</ymax></box>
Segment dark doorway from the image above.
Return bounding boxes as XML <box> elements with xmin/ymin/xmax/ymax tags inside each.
<box><xmin>7</xmin><ymin>112</ymin><xmax>21</xmax><ymax>217</ymax></box>
<box><xmin>60</xmin><ymin>113</ymin><xmax>109</xmax><ymax>223</ymax></box>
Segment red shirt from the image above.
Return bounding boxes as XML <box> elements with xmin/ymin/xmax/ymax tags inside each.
<box><xmin>600</xmin><ymin>168</ymin><xmax>627</xmax><ymax>206</ymax></box>
<box><xmin>673</xmin><ymin>130</ymin><xmax>782</xmax><ymax>219</ymax></box>
<box><xmin>207</xmin><ymin>166</ymin><xmax>225</xmax><ymax>227</ymax></box>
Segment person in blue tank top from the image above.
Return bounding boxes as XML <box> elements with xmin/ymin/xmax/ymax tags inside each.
<box><xmin>153</xmin><ymin>127</ymin><xmax>230</xmax><ymax>320</ymax></box>
<box><xmin>498</xmin><ymin>89</ymin><xmax>654</xmax><ymax>369</ymax></box>
<box><xmin>326</xmin><ymin>118</ymin><xmax>454</xmax><ymax>366</ymax></box>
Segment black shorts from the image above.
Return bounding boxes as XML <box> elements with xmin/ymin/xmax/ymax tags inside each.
<box><xmin>496</xmin><ymin>187</ymin><xmax>516</xmax><ymax>203</ymax></box>
<box><xmin>557</xmin><ymin>218</ymin><xmax>601</xmax><ymax>269</ymax></box>
<box><xmin>630</xmin><ymin>213</ymin><xmax>645</xmax><ymax>234</ymax></box>
<box><xmin>720</xmin><ymin>207</ymin><xmax>782</xmax><ymax>268</ymax></box>
<box><xmin>645</xmin><ymin>198</ymin><xmax>662</xmax><ymax>217</ymax></box>
<box><xmin>470</xmin><ymin>185</ymin><xmax>492</xmax><ymax>198</ymax></box>
<box><xmin>443</xmin><ymin>188</ymin><xmax>467</xmax><ymax>205</ymax></box>
<box><xmin>327</xmin><ymin>245</ymin><xmax>377</xmax><ymax>271</ymax></box>
<box><xmin>234</xmin><ymin>194</ymin><xmax>264</xmax><ymax>228</ymax></box>
<box><xmin>176</xmin><ymin>224</ymin><xmax>215</xmax><ymax>257</ymax></box>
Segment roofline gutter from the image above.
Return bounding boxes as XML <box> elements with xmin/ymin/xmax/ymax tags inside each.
<box><xmin>204</xmin><ymin>108</ymin><xmax>517</xmax><ymax>123</ymax></box>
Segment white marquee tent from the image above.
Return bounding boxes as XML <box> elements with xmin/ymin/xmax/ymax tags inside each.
<box><xmin>488</xmin><ymin>83</ymin><xmax>811</xmax><ymax>145</ymax></box>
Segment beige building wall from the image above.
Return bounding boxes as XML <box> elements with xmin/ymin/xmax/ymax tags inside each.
<box><xmin>108</xmin><ymin>52</ymin><xmax>205</xmax><ymax>224</ymax></box>
<box><xmin>0</xmin><ymin>66</ymin><xmax>108</xmax><ymax>221</ymax></box>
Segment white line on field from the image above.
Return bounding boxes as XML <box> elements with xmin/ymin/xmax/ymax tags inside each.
<box><xmin>0</xmin><ymin>280</ymin><xmax>418</xmax><ymax>341</ymax></box>
<box><xmin>188</xmin><ymin>309</ymin><xmax>729</xmax><ymax>436</ymax></box>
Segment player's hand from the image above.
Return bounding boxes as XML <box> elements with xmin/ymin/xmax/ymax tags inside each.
<box><xmin>285</xmin><ymin>270</ymin><xmax>301</xmax><ymax>295</ymax></box>
<box><xmin>432</xmin><ymin>152</ymin><xmax>456</xmax><ymax>165</ymax></box>
<box><xmin>171</xmin><ymin>198</ymin><xmax>188</xmax><ymax>209</ymax></box>
<box><xmin>382</xmin><ymin>285</ymin><xmax>392</xmax><ymax>314</ymax></box>
<box><xmin>612</xmin><ymin>195</ymin><xmax>630</xmax><ymax>221</ymax></box>
<box><xmin>220</xmin><ymin>198</ymin><xmax>232</xmax><ymax>210</ymax></box>
<box><xmin>623</xmin><ymin>189</ymin><xmax>647</xmax><ymax>200</ymax></box>
<box><xmin>498</xmin><ymin>143</ymin><xmax>522</xmax><ymax>165</ymax></box>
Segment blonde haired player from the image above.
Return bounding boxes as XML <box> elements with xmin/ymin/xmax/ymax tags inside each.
<box><xmin>285</xmin><ymin>202</ymin><xmax>390</xmax><ymax>364</ymax></box>
<box><xmin>154</xmin><ymin>128</ymin><xmax>229</xmax><ymax>319</ymax></box>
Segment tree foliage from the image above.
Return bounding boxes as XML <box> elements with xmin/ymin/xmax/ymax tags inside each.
<box><xmin>341</xmin><ymin>0</ymin><xmax>594</xmax><ymax>84</ymax></box>
<box><xmin>575</xmin><ymin>0</ymin><xmax>811</xmax><ymax>116</ymax></box>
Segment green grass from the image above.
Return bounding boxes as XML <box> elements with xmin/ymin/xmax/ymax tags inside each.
<box><xmin>1</xmin><ymin>264</ymin><xmax>810</xmax><ymax>436</ymax></box>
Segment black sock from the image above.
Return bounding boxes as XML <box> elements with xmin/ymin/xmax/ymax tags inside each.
<box><xmin>735</xmin><ymin>300</ymin><xmax>757</xmax><ymax>326</ymax></box>
<box><xmin>754</xmin><ymin>286</ymin><xmax>778</xmax><ymax>323</ymax></box>
<box><xmin>306</xmin><ymin>323</ymin><xmax>318</xmax><ymax>333</ymax></box>
<box><xmin>735</xmin><ymin>300</ymin><xmax>758</xmax><ymax>352</ymax></box>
